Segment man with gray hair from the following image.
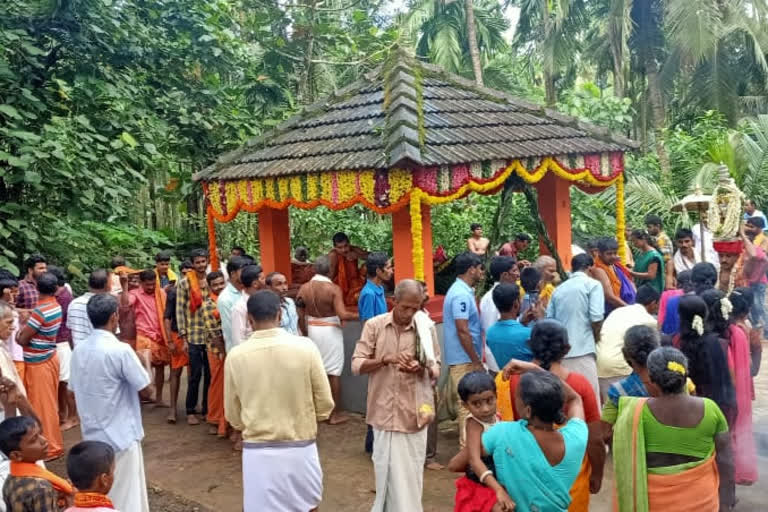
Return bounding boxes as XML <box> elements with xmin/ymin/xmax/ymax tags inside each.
<box><xmin>352</xmin><ymin>279</ymin><xmax>440</xmax><ymax>512</ymax></box>
<box><xmin>296</xmin><ymin>256</ymin><xmax>358</xmax><ymax>424</ymax></box>
<box><xmin>533</xmin><ymin>255</ymin><xmax>558</xmax><ymax>308</ymax></box>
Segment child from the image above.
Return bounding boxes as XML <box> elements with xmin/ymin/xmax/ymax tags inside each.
<box><xmin>65</xmin><ymin>441</ymin><xmax>117</xmax><ymax>511</ymax></box>
<box><xmin>448</xmin><ymin>372</ymin><xmax>514</xmax><ymax>512</ymax></box>
<box><xmin>518</xmin><ymin>266</ymin><xmax>541</xmax><ymax>327</ymax></box>
<box><xmin>0</xmin><ymin>416</ymin><xmax>73</xmax><ymax>511</ymax></box>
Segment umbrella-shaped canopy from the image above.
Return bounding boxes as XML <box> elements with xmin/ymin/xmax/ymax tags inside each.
<box><xmin>671</xmin><ymin>187</ymin><xmax>711</xmax><ymax>260</ymax></box>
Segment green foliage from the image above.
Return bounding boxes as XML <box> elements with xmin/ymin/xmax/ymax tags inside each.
<box><xmin>560</xmin><ymin>82</ymin><xmax>634</xmax><ymax>132</ymax></box>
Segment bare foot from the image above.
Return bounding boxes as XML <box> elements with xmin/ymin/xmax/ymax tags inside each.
<box><xmin>153</xmin><ymin>401</ymin><xmax>171</xmax><ymax>409</ymax></box>
<box><xmin>425</xmin><ymin>461</ymin><xmax>444</xmax><ymax>471</ymax></box>
<box><xmin>233</xmin><ymin>440</ymin><xmax>243</xmax><ymax>451</ymax></box>
<box><xmin>167</xmin><ymin>413</ymin><xmax>177</xmax><ymax>425</ymax></box>
<box><xmin>328</xmin><ymin>413</ymin><xmax>349</xmax><ymax>425</ymax></box>
<box><xmin>208</xmin><ymin>425</ymin><xmax>219</xmax><ymax>435</ymax></box>
<box><xmin>187</xmin><ymin>415</ymin><xmax>200</xmax><ymax>426</ymax></box>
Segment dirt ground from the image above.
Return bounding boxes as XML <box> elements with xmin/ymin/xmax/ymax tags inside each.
<box><xmin>49</xmin><ymin>346</ymin><xmax>768</xmax><ymax>511</ymax></box>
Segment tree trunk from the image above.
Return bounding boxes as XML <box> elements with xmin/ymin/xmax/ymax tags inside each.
<box><xmin>298</xmin><ymin>0</ymin><xmax>317</xmax><ymax>104</ymax></box>
<box><xmin>544</xmin><ymin>70</ymin><xmax>557</xmax><ymax>107</ymax></box>
<box><xmin>611</xmin><ymin>49</ymin><xmax>625</xmax><ymax>99</ymax></box>
<box><xmin>645</xmin><ymin>56</ymin><xmax>671</xmax><ymax>177</ymax></box>
<box><xmin>464</xmin><ymin>0</ymin><xmax>483</xmax><ymax>86</ymax></box>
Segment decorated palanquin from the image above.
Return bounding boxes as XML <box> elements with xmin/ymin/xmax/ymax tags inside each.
<box><xmin>196</xmin><ymin>48</ymin><xmax>636</xmax><ymax>298</ymax></box>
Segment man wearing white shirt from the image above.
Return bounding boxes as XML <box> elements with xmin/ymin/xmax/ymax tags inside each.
<box><xmin>230</xmin><ymin>265</ymin><xmax>264</xmax><ymax>348</ymax></box>
<box><xmin>217</xmin><ymin>257</ymin><xmax>249</xmax><ymax>353</ymax></box>
<box><xmin>69</xmin><ymin>293</ymin><xmax>153</xmax><ymax>512</ymax></box>
<box><xmin>67</xmin><ymin>269</ymin><xmax>111</xmax><ymax>346</ymax></box>
<box><xmin>596</xmin><ymin>284</ymin><xmax>659</xmax><ymax>402</ymax></box>
<box><xmin>478</xmin><ymin>256</ymin><xmax>519</xmax><ymax>371</ymax></box>
<box><xmin>692</xmin><ymin>221</ymin><xmax>720</xmax><ymax>270</ymax></box>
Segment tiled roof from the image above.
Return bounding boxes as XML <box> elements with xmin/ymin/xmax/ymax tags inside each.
<box><xmin>195</xmin><ymin>49</ymin><xmax>638</xmax><ymax>181</ymax></box>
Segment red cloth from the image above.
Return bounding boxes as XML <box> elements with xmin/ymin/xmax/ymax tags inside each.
<box><xmin>658</xmin><ymin>289</ymin><xmax>683</xmax><ymax>328</ymax></box>
<box><xmin>507</xmin><ymin>372</ymin><xmax>600</xmax><ymax>422</ymax></box>
<box><xmin>454</xmin><ymin>475</ymin><xmax>497</xmax><ymax>512</ymax></box>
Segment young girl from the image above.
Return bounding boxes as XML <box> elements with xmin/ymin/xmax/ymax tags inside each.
<box><xmin>448</xmin><ymin>372</ymin><xmax>514</xmax><ymax>512</ymax></box>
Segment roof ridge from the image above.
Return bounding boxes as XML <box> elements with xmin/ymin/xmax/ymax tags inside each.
<box><xmin>382</xmin><ymin>48</ymin><xmax>424</xmax><ymax>167</ymax></box>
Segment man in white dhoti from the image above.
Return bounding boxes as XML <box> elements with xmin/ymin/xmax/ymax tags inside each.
<box><xmin>225</xmin><ymin>290</ymin><xmax>334</xmax><ymax>512</ymax></box>
<box><xmin>69</xmin><ymin>293</ymin><xmax>153</xmax><ymax>512</ymax></box>
<box><xmin>352</xmin><ymin>280</ymin><xmax>441</xmax><ymax>512</ymax></box>
<box><xmin>296</xmin><ymin>256</ymin><xmax>358</xmax><ymax>424</ymax></box>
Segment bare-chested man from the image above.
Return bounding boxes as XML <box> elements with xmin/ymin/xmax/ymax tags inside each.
<box><xmin>297</xmin><ymin>256</ymin><xmax>359</xmax><ymax>424</ymax></box>
<box><xmin>467</xmin><ymin>223</ymin><xmax>490</xmax><ymax>256</ymax></box>
<box><xmin>328</xmin><ymin>232</ymin><xmax>369</xmax><ymax>307</ymax></box>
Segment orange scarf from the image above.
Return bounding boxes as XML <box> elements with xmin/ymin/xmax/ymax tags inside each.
<box><xmin>210</xmin><ymin>291</ymin><xmax>220</xmax><ymax>320</ymax></box>
<box><xmin>73</xmin><ymin>492</ymin><xmax>114</xmax><ymax>509</ymax></box>
<box><xmin>594</xmin><ymin>258</ymin><xmax>621</xmax><ymax>296</ymax></box>
<box><xmin>10</xmin><ymin>461</ymin><xmax>74</xmax><ymax>495</ymax></box>
<box><xmin>153</xmin><ymin>273</ymin><xmax>168</xmax><ymax>344</ymax></box>
<box><xmin>187</xmin><ymin>271</ymin><xmax>203</xmax><ymax>313</ymax></box>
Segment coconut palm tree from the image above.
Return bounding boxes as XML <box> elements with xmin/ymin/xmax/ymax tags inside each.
<box><xmin>402</xmin><ymin>0</ymin><xmax>509</xmax><ymax>82</ymax></box>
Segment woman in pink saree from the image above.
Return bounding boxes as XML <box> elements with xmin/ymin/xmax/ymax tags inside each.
<box><xmin>726</xmin><ymin>288</ymin><xmax>759</xmax><ymax>484</ymax></box>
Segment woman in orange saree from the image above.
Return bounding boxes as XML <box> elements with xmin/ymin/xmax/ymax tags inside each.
<box><xmin>613</xmin><ymin>346</ymin><xmax>734</xmax><ymax>512</ymax></box>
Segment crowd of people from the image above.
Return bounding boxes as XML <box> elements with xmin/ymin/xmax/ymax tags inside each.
<box><xmin>0</xmin><ymin>200</ymin><xmax>763</xmax><ymax>511</ymax></box>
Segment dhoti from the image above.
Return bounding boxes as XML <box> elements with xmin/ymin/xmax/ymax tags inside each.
<box><xmin>242</xmin><ymin>440</ymin><xmax>323</xmax><ymax>512</ymax></box>
<box><xmin>371</xmin><ymin>428</ymin><xmax>428</xmax><ymax>512</ymax></box>
<box><xmin>24</xmin><ymin>355</ymin><xmax>62</xmax><ymax>459</ymax></box>
<box><xmin>207</xmin><ymin>351</ymin><xmax>227</xmax><ymax>436</ymax></box>
<box><xmin>307</xmin><ymin>316</ymin><xmax>343</xmax><ymax>376</ymax></box>
<box><xmin>109</xmin><ymin>440</ymin><xmax>149</xmax><ymax>512</ymax></box>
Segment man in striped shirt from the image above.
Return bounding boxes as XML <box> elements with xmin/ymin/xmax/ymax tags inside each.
<box><xmin>16</xmin><ymin>272</ymin><xmax>64</xmax><ymax>460</ymax></box>
<box><xmin>67</xmin><ymin>269</ymin><xmax>111</xmax><ymax>346</ymax></box>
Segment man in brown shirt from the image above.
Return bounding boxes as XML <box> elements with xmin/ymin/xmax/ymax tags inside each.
<box><xmin>296</xmin><ymin>256</ymin><xmax>358</xmax><ymax>425</ymax></box>
<box><xmin>351</xmin><ymin>279</ymin><xmax>440</xmax><ymax>512</ymax></box>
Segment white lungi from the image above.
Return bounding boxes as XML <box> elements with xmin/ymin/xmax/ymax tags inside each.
<box><xmin>109</xmin><ymin>440</ymin><xmax>149</xmax><ymax>512</ymax></box>
<box><xmin>371</xmin><ymin>428</ymin><xmax>428</xmax><ymax>512</ymax></box>
<box><xmin>243</xmin><ymin>440</ymin><xmax>323</xmax><ymax>512</ymax></box>
<box><xmin>56</xmin><ymin>342</ymin><xmax>72</xmax><ymax>382</ymax></box>
<box><xmin>563</xmin><ymin>354</ymin><xmax>601</xmax><ymax>407</ymax></box>
<box><xmin>307</xmin><ymin>316</ymin><xmax>344</xmax><ymax>376</ymax></box>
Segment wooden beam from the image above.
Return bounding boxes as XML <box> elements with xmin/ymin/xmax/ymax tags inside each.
<box><xmin>536</xmin><ymin>173</ymin><xmax>572</xmax><ymax>269</ymax></box>
<box><xmin>392</xmin><ymin>204</ymin><xmax>435</xmax><ymax>295</ymax></box>
<box><xmin>258</xmin><ymin>207</ymin><xmax>292</xmax><ymax>282</ymax></box>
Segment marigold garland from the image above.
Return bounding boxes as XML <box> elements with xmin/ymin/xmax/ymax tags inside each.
<box><xmin>203</xmin><ymin>154</ymin><xmax>624</xmax><ymax>224</ymax></box>
<box><xmin>410</xmin><ymin>190</ymin><xmax>425</xmax><ymax>281</ymax></box>
<box><xmin>277</xmin><ymin>177</ymin><xmax>290</xmax><ymax>200</ymax></box>
<box><xmin>616</xmin><ymin>173</ymin><xmax>627</xmax><ymax>263</ymax></box>
<box><xmin>206</xmin><ymin>205</ymin><xmax>219</xmax><ymax>271</ymax></box>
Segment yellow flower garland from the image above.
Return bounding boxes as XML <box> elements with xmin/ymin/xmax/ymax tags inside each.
<box><xmin>359</xmin><ymin>170</ymin><xmax>376</xmax><ymax>205</ymax></box>
<box><xmin>615</xmin><ymin>173</ymin><xmax>627</xmax><ymax>264</ymax></box>
<box><xmin>277</xmin><ymin>177</ymin><xmax>290</xmax><ymax>200</ymax></box>
<box><xmin>307</xmin><ymin>173</ymin><xmax>318</xmax><ymax>199</ymax></box>
<box><xmin>337</xmin><ymin>171</ymin><xmax>357</xmax><ymax>202</ymax></box>
<box><xmin>389</xmin><ymin>169</ymin><xmax>413</xmax><ymax>203</ymax></box>
<box><xmin>410</xmin><ymin>190</ymin><xmax>425</xmax><ymax>281</ymax></box>
<box><xmin>289</xmin><ymin>176</ymin><xmax>303</xmax><ymax>201</ymax></box>
<box><xmin>264</xmin><ymin>178</ymin><xmax>276</xmax><ymax>200</ymax></box>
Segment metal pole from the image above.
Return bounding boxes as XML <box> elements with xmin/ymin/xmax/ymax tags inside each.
<box><xmin>699</xmin><ymin>205</ymin><xmax>707</xmax><ymax>261</ymax></box>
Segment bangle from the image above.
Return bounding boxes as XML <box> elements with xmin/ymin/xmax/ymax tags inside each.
<box><xmin>479</xmin><ymin>470</ymin><xmax>493</xmax><ymax>484</ymax></box>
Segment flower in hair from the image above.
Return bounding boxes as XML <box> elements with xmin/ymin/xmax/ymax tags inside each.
<box><xmin>720</xmin><ymin>297</ymin><xmax>733</xmax><ymax>319</ymax></box>
<box><xmin>667</xmin><ymin>361</ymin><xmax>686</xmax><ymax>375</ymax></box>
<box><xmin>692</xmin><ymin>315</ymin><xmax>704</xmax><ymax>335</ymax></box>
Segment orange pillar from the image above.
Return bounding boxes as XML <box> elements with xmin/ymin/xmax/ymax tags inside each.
<box><xmin>536</xmin><ymin>173</ymin><xmax>573</xmax><ymax>269</ymax></box>
<box><xmin>258</xmin><ymin>207</ymin><xmax>292</xmax><ymax>281</ymax></box>
<box><xmin>392</xmin><ymin>204</ymin><xmax>435</xmax><ymax>296</ymax></box>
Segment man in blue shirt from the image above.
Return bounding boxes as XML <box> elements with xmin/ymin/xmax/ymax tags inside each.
<box><xmin>357</xmin><ymin>252</ymin><xmax>393</xmax><ymax>324</ymax></box>
<box><xmin>744</xmin><ymin>199</ymin><xmax>768</xmax><ymax>232</ymax></box>
<box><xmin>486</xmin><ymin>282</ymin><xmax>532</xmax><ymax>367</ymax></box>
<box><xmin>443</xmin><ymin>251</ymin><xmax>485</xmax><ymax>447</ymax></box>
<box><xmin>546</xmin><ymin>253</ymin><xmax>605</xmax><ymax>401</ymax></box>
<box><xmin>358</xmin><ymin>252</ymin><xmax>393</xmax><ymax>453</ymax></box>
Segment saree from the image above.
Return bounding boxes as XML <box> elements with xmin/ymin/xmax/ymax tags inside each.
<box><xmin>613</xmin><ymin>397</ymin><xmax>720</xmax><ymax>512</ymax></box>
<box><xmin>634</xmin><ymin>249</ymin><xmax>665</xmax><ymax>294</ymax></box>
<box><xmin>727</xmin><ymin>325</ymin><xmax>758</xmax><ymax>484</ymax></box>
